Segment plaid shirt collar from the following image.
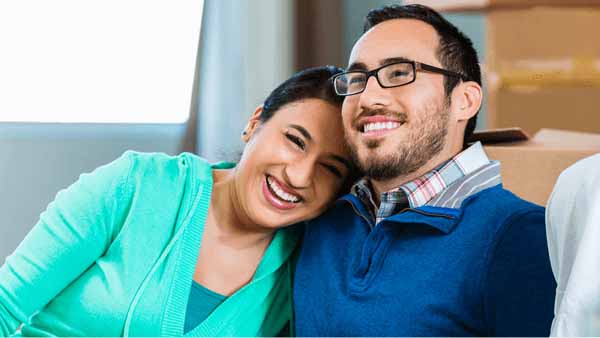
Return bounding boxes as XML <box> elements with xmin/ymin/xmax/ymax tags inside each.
<box><xmin>351</xmin><ymin>142</ymin><xmax>491</xmax><ymax>225</ymax></box>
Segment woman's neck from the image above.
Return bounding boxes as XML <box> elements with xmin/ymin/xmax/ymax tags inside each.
<box><xmin>208</xmin><ymin>168</ymin><xmax>274</xmax><ymax>250</ymax></box>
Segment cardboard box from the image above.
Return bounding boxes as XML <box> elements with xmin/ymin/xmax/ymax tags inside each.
<box><xmin>404</xmin><ymin>0</ymin><xmax>600</xmax><ymax>12</ymax></box>
<box><xmin>487</xmin><ymin>7</ymin><xmax>600</xmax><ymax>67</ymax></box>
<box><xmin>482</xmin><ymin>5</ymin><xmax>600</xmax><ymax>134</ymax></box>
<box><xmin>487</xmin><ymin>84</ymin><xmax>600</xmax><ymax>135</ymax></box>
<box><xmin>474</xmin><ymin>128</ymin><xmax>600</xmax><ymax>205</ymax></box>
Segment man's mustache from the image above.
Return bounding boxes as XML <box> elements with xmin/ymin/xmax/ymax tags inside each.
<box><xmin>352</xmin><ymin>108</ymin><xmax>408</xmax><ymax>129</ymax></box>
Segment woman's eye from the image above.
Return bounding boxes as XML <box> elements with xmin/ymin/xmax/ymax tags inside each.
<box><xmin>322</xmin><ymin>163</ymin><xmax>342</xmax><ymax>179</ymax></box>
<box><xmin>285</xmin><ymin>133</ymin><xmax>305</xmax><ymax>150</ymax></box>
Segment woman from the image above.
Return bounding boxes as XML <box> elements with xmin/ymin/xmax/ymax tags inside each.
<box><xmin>546</xmin><ymin>154</ymin><xmax>600</xmax><ymax>336</ymax></box>
<box><xmin>0</xmin><ymin>66</ymin><xmax>356</xmax><ymax>336</ymax></box>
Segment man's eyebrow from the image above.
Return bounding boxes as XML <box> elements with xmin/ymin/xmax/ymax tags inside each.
<box><xmin>347</xmin><ymin>62</ymin><xmax>368</xmax><ymax>71</ymax></box>
<box><xmin>380</xmin><ymin>56</ymin><xmax>412</xmax><ymax>66</ymax></box>
<box><xmin>289</xmin><ymin>124</ymin><xmax>312</xmax><ymax>141</ymax></box>
<box><xmin>347</xmin><ymin>57</ymin><xmax>413</xmax><ymax>72</ymax></box>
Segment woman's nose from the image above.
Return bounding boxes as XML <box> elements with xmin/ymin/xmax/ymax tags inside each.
<box><xmin>283</xmin><ymin>158</ymin><xmax>317</xmax><ymax>189</ymax></box>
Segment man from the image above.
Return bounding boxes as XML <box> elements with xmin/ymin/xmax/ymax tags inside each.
<box><xmin>546</xmin><ymin>154</ymin><xmax>600</xmax><ymax>336</ymax></box>
<box><xmin>293</xmin><ymin>4</ymin><xmax>556</xmax><ymax>336</ymax></box>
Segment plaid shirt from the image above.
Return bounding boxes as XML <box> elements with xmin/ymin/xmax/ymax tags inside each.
<box><xmin>352</xmin><ymin>142</ymin><xmax>491</xmax><ymax>225</ymax></box>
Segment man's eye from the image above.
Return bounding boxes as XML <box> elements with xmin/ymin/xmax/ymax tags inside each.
<box><xmin>390</xmin><ymin>70</ymin><xmax>410</xmax><ymax>78</ymax></box>
<box><xmin>348</xmin><ymin>76</ymin><xmax>365</xmax><ymax>84</ymax></box>
<box><xmin>285</xmin><ymin>133</ymin><xmax>305</xmax><ymax>150</ymax></box>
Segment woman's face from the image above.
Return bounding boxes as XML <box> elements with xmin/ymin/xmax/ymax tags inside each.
<box><xmin>236</xmin><ymin>98</ymin><xmax>352</xmax><ymax>229</ymax></box>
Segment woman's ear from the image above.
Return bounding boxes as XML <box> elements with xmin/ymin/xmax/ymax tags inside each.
<box><xmin>241</xmin><ymin>105</ymin><xmax>264</xmax><ymax>143</ymax></box>
<box><xmin>451</xmin><ymin>81</ymin><xmax>482</xmax><ymax>122</ymax></box>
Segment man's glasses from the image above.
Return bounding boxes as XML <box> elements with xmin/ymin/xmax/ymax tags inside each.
<box><xmin>331</xmin><ymin>60</ymin><xmax>469</xmax><ymax>96</ymax></box>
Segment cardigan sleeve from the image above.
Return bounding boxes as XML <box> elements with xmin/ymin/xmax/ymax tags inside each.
<box><xmin>0</xmin><ymin>152</ymin><xmax>134</xmax><ymax>336</ymax></box>
<box><xmin>483</xmin><ymin>208</ymin><xmax>557</xmax><ymax>336</ymax></box>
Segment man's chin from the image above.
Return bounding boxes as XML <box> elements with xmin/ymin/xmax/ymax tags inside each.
<box><xmin>361</xmin><ymin>131</ymin><xmax>406</xmax><ymax>149</ymax></box>
<box><xmin>364</xmin><ymin>138</ymin><xmax>381</xmax><ymax>149</ymax></box>
<box><xmin>359</xmin><ymin>142</ymin><xmax>401</xmax><ymax>158</ymax></box>
<box><xmin>358</xmin><ymin>149</ymin><xmax>396</xmax><ymax>168</ymax></box>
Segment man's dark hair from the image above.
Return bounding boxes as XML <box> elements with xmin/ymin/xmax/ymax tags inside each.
<box><xmin>260</xmin><ymin>65</ymin><xmax>344</xmax><ymax>122</ymax></box>
<box><xmin>364</xmin><ymin>4</ymin><xmax>482</xmax><ymax>146</ymax></box>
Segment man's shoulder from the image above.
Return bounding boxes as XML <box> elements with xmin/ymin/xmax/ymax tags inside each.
<box><xmin>458</xmin><ymin>185</ymin><xmax>547</xmax><ymax>250</ymax></box>
<box><xmin>327</xmin><ymin>192</ymin><xmax>372</xmax><ymax>213</ymax></box>
<box><xmin>304</xmin><ymin>196</ymin><xmax>368</xmax><ymax>235</ymax></box>
<box><xmin>461</xmin><ymin>184</ymin><xmax>545</xmax><ymax>215</ymax></box>
<box><xmin>439</xmin><ymin>185</ymin><xmax>546</xmax><ymax>246</ymax></box>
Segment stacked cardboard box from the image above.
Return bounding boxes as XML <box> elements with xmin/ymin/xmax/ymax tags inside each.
<box><xmin>405</xmin><ymin>0</ymin><xmax>600</xmax><ymax>135</ymax></box>
<box><xmin>486</xmin><ymin>6</ymin><xmax>600</xmax><ymax>135</ymax></box>
<box><xmin>405</xmin><ymin>0</ymin><xmax>600</xmax><ymax>12</ymax></box>
<box><xmin>471</xmin><ymin>128</ymin><xmax>600</xmax><ymax>205</ymax></box>
<box><xmin>404</xmin><ymin>0</ymin><xmax>600</xmax><ymax>205</ymax></box>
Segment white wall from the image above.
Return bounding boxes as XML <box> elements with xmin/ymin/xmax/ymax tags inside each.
<box><xmin>0</xmin><ymin>123</ymin><xmax>190</xmax><ymax>260</ymax></box>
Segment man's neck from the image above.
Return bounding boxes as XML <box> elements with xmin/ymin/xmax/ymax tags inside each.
<box><xmin>370</xmin><ymin>150</ymin><xmax>456</xmax><ymax>202</ymax></box>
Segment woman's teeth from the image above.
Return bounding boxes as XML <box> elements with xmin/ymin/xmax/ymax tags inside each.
<box><xmin>267</xmin><ymin>176</ymin><xmax>300</xmax><ymax>203</ymax></box>
<box><xmin>363</xmin><ymin>121</ymin><xmax>401</xmax><ymax>133</ymax></box>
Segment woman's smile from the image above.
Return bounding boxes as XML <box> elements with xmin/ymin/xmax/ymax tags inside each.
<box><xmin>262</xmin><ymin>174</ymin><xmax>302</xmax><ymax>210</ymax></box>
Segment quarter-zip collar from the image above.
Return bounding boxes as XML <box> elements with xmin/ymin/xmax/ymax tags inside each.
<box><xmin>350</xmin><ymin>142</ymin><xmax>499</xmax><ymax>226</ymax></box>
<box><xmin>341</xmin><ymin>194</ymin><xmax>461</xmax><ymax>233</ymax></box>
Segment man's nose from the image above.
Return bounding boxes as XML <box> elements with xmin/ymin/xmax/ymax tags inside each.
<box><xmin>358</xmin><ymin>75</ymin><xmax>392</xmax><ymax>109</ymax></box>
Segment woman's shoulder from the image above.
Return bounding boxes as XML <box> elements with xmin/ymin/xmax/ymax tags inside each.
<box><xmin>106</xmin><ymin>152</ymin><xmax>215</xmax><ymax>232</ymax></box>
<box><xmin>95</xmin><ymin>151</ymin><xmax>218</xmax><ymax>212</ymax></box>
<box><xmin>120</xmin><ymin>150</ymin><xmax>215</xmax><ymax>184</ymax></box>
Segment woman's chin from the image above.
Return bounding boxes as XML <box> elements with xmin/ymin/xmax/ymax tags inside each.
<box><xmin>256</xmin><ymin>213</ymin><xmax>298</xmax><ymax>229</ymax></box>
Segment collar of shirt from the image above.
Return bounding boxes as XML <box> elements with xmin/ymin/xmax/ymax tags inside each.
<box><xmin>351</xmin><ymin>142</ymin><xmax>495</xmax><ymax>225</ymax></box>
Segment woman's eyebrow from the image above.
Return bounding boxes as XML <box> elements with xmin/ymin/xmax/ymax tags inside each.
<box><xmin>289</xmin><ymin>124</ymin><xmax>313</xmax><ymax>141</ymax></box>
<box><xmin>288</xmin><ymin>124</ymin><xmax>351</xmax><ymax>171</ymax></box>
<box><xmin>329</xmin><ymin>154</ymin><xmax>352</xmax><ymax>172</ymax></box>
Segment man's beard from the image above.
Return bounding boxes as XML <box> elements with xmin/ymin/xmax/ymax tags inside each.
<box><xmin>348</xmin><ymin>100</ymin><xmax>450</xmax><ymax>182</ymax></box>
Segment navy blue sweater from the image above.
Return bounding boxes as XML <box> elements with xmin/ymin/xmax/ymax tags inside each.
<box><xmin>294</xmin><ymin>184</ymin><xmax>556</xmax><ymax>336</ymax></box>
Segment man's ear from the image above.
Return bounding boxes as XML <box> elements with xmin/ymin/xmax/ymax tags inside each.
<box><xmin>241</xmin><ymin>105</ymin><xmax>264</xmax><ymax>143</ymax></box>
<box><xmin>451</xmin><ymin>81</ymin><xmax>482</xmax><ymax>122</ymax></box>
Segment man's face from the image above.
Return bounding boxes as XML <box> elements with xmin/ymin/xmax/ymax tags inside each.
<box><xmin>342</xmin><ymin>19</ymin><xmax>452</xmax><ymax>181</ymax></box>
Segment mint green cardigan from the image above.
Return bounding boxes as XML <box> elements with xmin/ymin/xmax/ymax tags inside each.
<box><xmin>0</xmin><ymin>151</ymin><xmax>299</xmax><ymax>336</ymax></box>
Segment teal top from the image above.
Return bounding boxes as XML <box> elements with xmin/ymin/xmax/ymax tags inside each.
<box><xmin>184</xmin><ymin>282</ymin><xmax>226</xmax><ymax>334</ymax></box>
<box><xmin>0</xmin><ymin>151</ymin><xmax>299</xmax><ymax>336</ymax></box>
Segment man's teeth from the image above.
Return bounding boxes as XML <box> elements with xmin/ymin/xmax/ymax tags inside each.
<box><xmin>363</xmin><ymin>121</ymin><xmax>401</xmax><ymax>133</ymax></box>
<box><xmin>267</xmin><ymin>176</ymin><xmax>300</xmax><ymax>203</ymax></box>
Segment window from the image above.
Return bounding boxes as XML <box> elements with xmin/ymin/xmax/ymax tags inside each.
<box><xmin>0</xmin><ymin>0</ymin><xmax>204</xmax><ymax>123</ymax></box>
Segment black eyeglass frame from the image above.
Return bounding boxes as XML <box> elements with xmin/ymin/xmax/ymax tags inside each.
<box><xmin>331</xmin><ymin>60</ymin><xmax>470</xmax><ymax>96</ymax></box>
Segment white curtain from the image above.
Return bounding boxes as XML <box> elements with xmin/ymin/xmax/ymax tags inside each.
<box><xmin>196</xmin><ymin>0</ymin><xmax>294</xmax><ymax>161</ymax></box>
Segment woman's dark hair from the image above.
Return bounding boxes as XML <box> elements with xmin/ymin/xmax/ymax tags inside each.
<box><xmin>259</xmin><ymin>65</ymin><xmax>360</xmax><ymax>194</ymax></box>
<box><xmin>260</xmin><ymin>65</ymin><xmax>344</xmax><ymax>122</ymax></box>
<box><xmin>364</xmin><ymin>4</ymin><xmax>482</xmax><ymax>146</ymax></box>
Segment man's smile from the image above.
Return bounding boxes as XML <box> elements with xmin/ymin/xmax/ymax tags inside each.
<box><xmin>355</xmin><ymin>115</ymin><xmax>406</xmax><ymax>138</ymax></box>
